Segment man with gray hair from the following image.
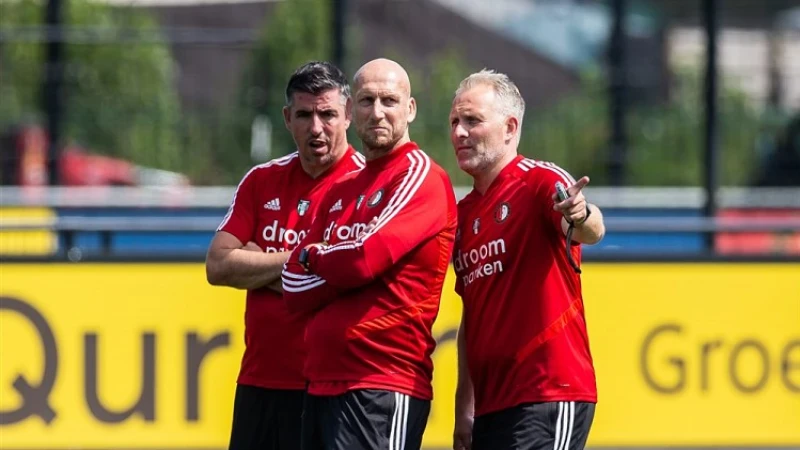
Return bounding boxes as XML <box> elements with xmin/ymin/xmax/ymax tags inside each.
<box><xmin>449</xmin><ymin>69</ymin><xmax>606</xmax><ymax>450</ymax></box>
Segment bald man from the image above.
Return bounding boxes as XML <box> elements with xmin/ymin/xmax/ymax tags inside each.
<box><xmin>282</xmin><ymin>58</ymin><xmax>458</xmax><ymax>449</ymax></box>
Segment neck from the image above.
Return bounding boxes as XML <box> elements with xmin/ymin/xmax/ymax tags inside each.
<box><xmin>300</xmin><ymin>145</ymin><xmax>347</xmax><ymax>179</ymax></box>
<box><xmin>472</xmin><ymin>150</ymin><xmax>517</xmax><ymax>195</ymax></box>
<box><xmin>301</xmin><ymin>162</ymin><xmax>330</xmax><ymax>179</ymax></box>
<box><xmin>364</xmin><ymin>135</ymin><xmax>410</xmax><ymax>161</ymax></box>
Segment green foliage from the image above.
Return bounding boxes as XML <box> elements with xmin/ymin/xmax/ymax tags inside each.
<box><xmin>3</xmin><ymin>0</ymin><xmax>777</xmax><ymax>187</ymax></box>
<box><xmin>0</xmin><ymin>0</ymin><xmax>182</xmax><ymax>171</ymax></box>
<box><xmin>408</xmin><ymin>50</ymin><xmax>475</xmax><ymax>186</ymax></box>
<box><xmin>521</xmin><ymin>70</ymin><xmax>608</xmax><ymax>184</ymax></box>
<box><xmin>523</xmin><ymin>66</ymin><xmax>773</xmax><ymax>186</ymax></box>
<box><xmin>223</xmin><ymin>1</ymin><xmax>475</xmax><ymax>185</ymax></box>
<box><xmin>622</xmin><ymin>66</ymin><xmax>763</xmax><ymax>186</ymax></box>
<box><xmin>219</xmin><ymin>0</ymin><xmax>333</xmax><ymax>181</ymax></box>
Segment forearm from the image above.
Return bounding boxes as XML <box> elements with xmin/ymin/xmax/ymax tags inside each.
<box><xmin>311</xmin><ymin>176</ymin><xmax>446</xmax><ymax>288</ymax></box>
<box><xmin>266</xmin><ymin>279</ymin><xmax>283</xmax><ymax>293</ymax></box>
<box><xmin>562</xmin><ymin>203</ymin><xmax>605</xmax><ymax>245</ymax></box>
<box><xmin>309</xmin><ymin>238</ymin><xmax>390</xmax><ymax>289</ymax></box>
<box><xmin>206</xmin><ymin>249</ymin><xmax>289</xmax><ymax>290</ymax></box>
<box><xmin>281</xmin><ymin>262</ymin><xmax>341</xmax><ymax>314</ymax></box>
<box><xmin>455</xmin><ymin>315</ymin><xmax>475</xmax><ymax>419</ymax></box>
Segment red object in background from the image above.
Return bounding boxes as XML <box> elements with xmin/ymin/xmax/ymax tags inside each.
<box><xmin>8</xmin><ymin>125</ymin><xmax>186</xmax><ymax>187</ymax></box>
<box><xmin>716</xmin><ymin>209</ymin><xmax>800</xmax><ymax>255</ymax></box>
<box><xmin>16</xmin><ymin>126</ymin><xmax>49</xmax><ymax>185</ymax></box>
<box><xmin>60</xmin><ymin>146</ymin><xmax>136</xmax><ymax>186</ymax></box>
<box><xmin>13</xmin><ymin>125</ymin><xmax>135</xmax><ymax>186</ymax></box>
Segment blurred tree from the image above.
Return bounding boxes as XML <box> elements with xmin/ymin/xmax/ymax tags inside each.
<box><xmin>522</xmin><ymin>66</ymin><xmax>770</xmax><ymax>186</ymax></box>
<box><xmin>227</xmin><ymin>17</ymin><xmax>474</xmax><ymax>185</ymax></box>
<box><xmin>213</xmin><ymin>0</ymin><xmax>777</xmax><ymax>187</ymax></box>
<box><xmin>751</xmin><ymin>111</ymin><xmax>800</xmax><ymax>187</ymax></box>
<box><xmin>219</xmin><ymin>0</ymin><xmax>333</xmax><ymax>181</ymax></box>
<box><xmin>0</xmin><ymin>0</ymin><xmax>182</xmax><ymax>173</ymax></box>
<box><xmin>410</xmin><ymin>50</ymin><xmax>475</xmax><ymax>187</ymax></box>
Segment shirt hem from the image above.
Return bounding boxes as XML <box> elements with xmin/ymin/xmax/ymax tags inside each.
<box><xmin>307</xmin><ymin>379</ymin><xmax>432</xmax><ymax>400</ymax></box>
<box><xmin>475</xmin><ymin>393</ymin><xmax>597</xmax><ymax>417</ymax></box>
<box><xmin>237</xmin><ymin>375</ymin><xmax>307</xmax><ymax>391</ymax></box>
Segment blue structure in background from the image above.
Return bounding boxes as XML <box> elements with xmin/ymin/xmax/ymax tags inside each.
<box><xmin>53</xmin><ymin>206</ymin><xmax>705</xmax><ymax>259</ymax></box>
<box><xmin>585</xmin><ymin>208</ymin><xmax>704</xmax><ymax>254</ymax></box>
<box><xmin>56</xmin><ymin>208</ymin><xmax>225</xmax><ymax>258</ymax></box>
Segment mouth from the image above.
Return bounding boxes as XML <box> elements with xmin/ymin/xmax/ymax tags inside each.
<box><xmin>456</xmin><ymin>145</ymin><xmax>472</xmax><ymax>153</ymax></box>
<box><xmin>308</xmin><ymin>139</ymin><xmax>328</xmax><ymax>152</ymax></box>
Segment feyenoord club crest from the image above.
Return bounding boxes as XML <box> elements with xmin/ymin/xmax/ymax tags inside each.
<box><xmin>356</xmin><ymin>194</ymin><xmax>366</xmax><ymax>209</ymax></box>
<box><xmin>297</xmin><ymin>199</ymin><xmax>311</xmax><ymax>216</ymax></box>
<box><xmin>495</xmin><ymin>202</ymin><xmax>511</xmax><ymax>223</ymax></box>
<box><xmin>367</xmin><ymin>189</ymin><xmax>384</xmax><ymax>208</ymax></box>
<box><xmin>472</xmin><ymin>218</ymin><xmax>480</xmax><ymax>235</ymax></box>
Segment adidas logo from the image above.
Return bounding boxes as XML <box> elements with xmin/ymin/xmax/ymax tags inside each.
<box><xmin>264</xmin><ymin>198</ymin><xmax>281</xmax><ymax>211</ymax></box>
<box><xmin>329</xmin><ymin>199</ymin><xmax>343</xmax><ymax>213</ymax></box>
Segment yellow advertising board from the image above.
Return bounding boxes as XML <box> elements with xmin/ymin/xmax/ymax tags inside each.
<box><xmin>1</xmin><ymin>263</ymin><xmax>798</xmax><ymax>448</ymax></box>
<box><xmin>0</xmin><ymin>208</ymin><xmax>57</xmax><ymax>256</ymax></box>
<box><xmin>582</xmin><ymin>264</ymin><xmax>799</xmax><ymax>446</ymax></box>
<box><xmin>1</xmin><ymin>264</ymin><xmax>243</xmax><ymax>447</ymax></box>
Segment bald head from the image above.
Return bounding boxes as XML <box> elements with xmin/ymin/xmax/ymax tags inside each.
<box><xmin>352</xmin><ymin>58</ymin><xmax>417</xmax><ymax>159</ymax></box>
<box><xmin>354</xmin><ymin>58</ymin><xmax>411</xmax><ymax>96</ymax></box>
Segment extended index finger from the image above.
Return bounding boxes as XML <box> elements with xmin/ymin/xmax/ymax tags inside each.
<box><xmin>568</xmin><ymin>176</ymin><xmax>590</xmax><ymax>196</ymax></box>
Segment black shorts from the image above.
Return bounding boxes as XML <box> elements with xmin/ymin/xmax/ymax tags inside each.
<box><xmin>472</xmin><ymin>401</ymin><xmax>596</xmax><ymax>450</ymax></box>
<box><xmin>301</xmin><ymin>389</ymin><xmax>431</xmax><ymax>450</ymax></box>
<box><xmin>228</xmin><ymin>384</ymin><xmax>305</xmax><ymax>450</ymax></box>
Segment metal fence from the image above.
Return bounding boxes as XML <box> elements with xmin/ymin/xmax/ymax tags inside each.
<box><xmin>2</xmin><ymin>0</ymin><xmax>800</xmax><ymax>262</ymax></box>
<box><xmin>2</xmin><ymin>0</ymin><xmax>799</xmax><ymax>188</ymax></box>
<box><xmin>2</xmin><ymin>185</ymin><xmax>799</xmax><ymax>261</ymax></box>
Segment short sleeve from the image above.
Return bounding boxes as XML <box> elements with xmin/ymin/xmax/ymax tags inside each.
<box><xmin>217</xmin><ymin>167</ymin><xmax>260</xmax><ymax>243</ymax></box>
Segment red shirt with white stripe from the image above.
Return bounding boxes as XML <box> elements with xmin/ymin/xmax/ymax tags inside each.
<box><xmin>281</xmin><ymin>142</ymin><xmax>457</xmax><ymax>400</ymax></box>
<box><xmin>453</xmin><ymin>155</ymin><xmax>597</xmax><ymax>416</ymax></box>
<box><xmin>217</xmin><ymin>147</ymin><xmax>364</xmax><ymax>390</ymax></box>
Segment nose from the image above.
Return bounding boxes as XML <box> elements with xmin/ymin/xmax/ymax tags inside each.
<box><xmin>310</xmin><ymin>113</ymin><xmax>324</xmax><ymax>135</ymax></box>
<box><xmin>369</xmin><ymin>101</ymin><xmax>385</xmax><ymax>121</ymax></box>
<box><xmin>454</xmin><ymin>123</ymin><xmax>469</xmax><ymax>138</ymax></box>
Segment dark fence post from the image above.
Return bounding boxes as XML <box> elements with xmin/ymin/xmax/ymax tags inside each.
<box><xmin>44</xmin><ymin>0</ymin><xmax>65</xmax><ymax>186</ymax></box>
<box><xmin>333</xmin><ymin>0</ymin><xmax>346</xmax><ymax>69</ymax></box>
<box><xmin>703</xmin><ymin>0</ymin><xmax>719</xmax><ymax>253</ymax></box>
<box><xmin>608</xmin><ymin>0</ymin><xmax>627</xmax><ymax>186</ymax></box>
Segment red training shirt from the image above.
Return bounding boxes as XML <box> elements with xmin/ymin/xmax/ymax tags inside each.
<box><xmin>453</xmin><ymin>155</ymin><xmax>597</xmax><ymax>416</ymax></box>
<box><xmin>281</xmin><ymin>142</ymin><xmax>457</xmax><ymax>400</ymax></box>
<box><xmin>217</xmin><ymin>147</ymin><xmax>364</xmax><ymax>390</ymax></box>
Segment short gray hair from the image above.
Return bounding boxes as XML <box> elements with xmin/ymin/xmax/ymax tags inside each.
<box><xmin>455</xmin><ymin>69</ymin><xmax>525</xmax><ymax>125</ymax></box>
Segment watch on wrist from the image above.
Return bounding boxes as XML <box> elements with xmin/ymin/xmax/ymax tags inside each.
<box><xmin>298</xmin><ymin>248</ymin><xmax>311</xmax><ymax>269</ymax></box>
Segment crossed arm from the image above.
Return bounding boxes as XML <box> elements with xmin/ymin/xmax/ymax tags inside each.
<box><xmin>205</xmin><ymin>231</ymin><xmax>288</xmax><ymax>292</ymax></box>
<box><xmin>282</xmin><ymin>166</ymin><xmax>453</xmax><ymax>314</ymax></box>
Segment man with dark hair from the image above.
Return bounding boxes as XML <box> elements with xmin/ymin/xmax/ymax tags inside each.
<box><xmin>206</xmin><ymin>61</ymin><xmax>364</xmax><ymax>450</ymax></box>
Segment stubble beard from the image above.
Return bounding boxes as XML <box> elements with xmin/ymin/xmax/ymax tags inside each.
<box><xmin>361</xmin><ymin>133</ymin><xmax>398</xmax><ymax>161</ymax></box>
